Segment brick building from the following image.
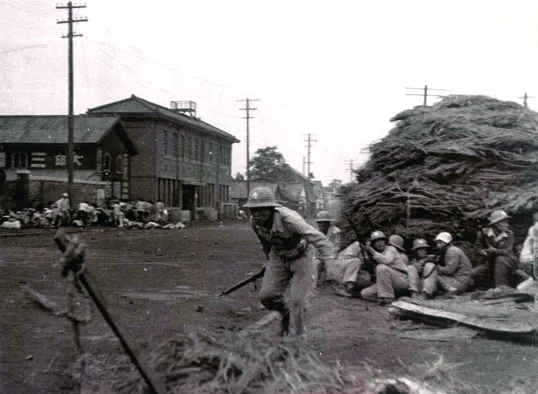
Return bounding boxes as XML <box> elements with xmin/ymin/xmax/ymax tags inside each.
<box><xmin>87</xmin><ymin>96</ymin><xmax>240</xmax><ymax>219</ymax></box>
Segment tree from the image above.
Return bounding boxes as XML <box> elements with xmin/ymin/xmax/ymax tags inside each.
<box><xmin>328</xmin><ymin>179</ymin><xmax>342</xmax><ymax>189</ymax></box>
<box><xmin>248</xmin><ymin>146</ymin><xmax>288</xmax><ymax>181</ymax></box>
<box><xmin>234</xmin><ymin>172</ymin><xmax>245</xmax><ymax>181</ymax></box>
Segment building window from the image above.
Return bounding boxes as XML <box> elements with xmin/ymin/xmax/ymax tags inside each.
<box><xmin>12</xmin><ymin>152</ymin><xmax>28</xmax><ymax>168</ymax></box>
<box><xmin>103</xmin><ymin>153</ymin><xmax>111</xmax><ymax>171</ymax></box>
<box><xmin>209</xmin><ymin>143</ymin><xmax>214</xmax><ymax>163</ymax></box>
<box><xmin>187</xmin><ymin>136</ymin><xmax>192</xmax><ymax>160</ymax></box>
<box><xmin>180</xmin><ymin>134</ymin><xmax>186</xmax><ymax>159</ymax></box>
<box><xmin>116</xmin><ymin>155</ymin><xmax>123</xmax><ymax>173</ymax></box>
<box><xmin>194</xmin><ymin>138</ymin><xmax>199</xmax><ymax>161</ymax></box>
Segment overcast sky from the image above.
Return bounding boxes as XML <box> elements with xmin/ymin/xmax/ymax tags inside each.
<box><xmin>2</xmin><ymin>0</ymin><xmax>538</xmax><ymax>185</ymax></box>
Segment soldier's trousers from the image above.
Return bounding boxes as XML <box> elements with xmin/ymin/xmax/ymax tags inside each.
<box><xmin>259</xmin><ymin>246</ymin><xmax>315</xmax><ymax>335</ymax></box>
<box><xmin>408</xmin><ymin>263</ymin><xmax>468</xmax><ymax>295</ymax></box>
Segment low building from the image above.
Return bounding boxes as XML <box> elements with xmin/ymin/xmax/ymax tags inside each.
<box><xmin>230</xmin><ymin>181</ymin><xmax>307</xmax><ymax>215</ymax></box>
<box><xmin>0</xmin><ymin>115</ymin><xmax>137</xmax><ymax>209</ymax></box>
<box><xmin>88</xmin><ymin>95</ymin><xmax>240</xmax><ymax>220</ymax></box>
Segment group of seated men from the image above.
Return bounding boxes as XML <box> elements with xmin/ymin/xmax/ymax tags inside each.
<box><xmin>313</xmin><ymin>209</ymin><xmax>535</xmax><ymax>305</ymax></box>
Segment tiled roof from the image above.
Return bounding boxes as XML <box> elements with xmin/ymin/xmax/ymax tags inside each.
<box><xmin>88</xmin><ymin>95</ymin><xmax>240</xmax><ymax>143</ymax></box>
<box><xmin>230</xmin><ymin>181</ymin><xmax>278</xmax><ymax>199</ymax></box>
<box><xmin>0</xmin><ymin>115</ymin><xmax>137</xmax><ymax>154</ymax></box>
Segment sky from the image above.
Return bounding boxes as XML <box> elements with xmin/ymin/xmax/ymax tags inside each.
<box><xmin>2</xmin><ymin>0</ymin><xmax>538</xmax><ymax>185</ymax></box>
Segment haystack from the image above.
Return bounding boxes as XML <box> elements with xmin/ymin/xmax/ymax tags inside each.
<box><xmin>341</xmin><ymin>95</ymin><xmax>538</xmax><ymax>249</ymax></box>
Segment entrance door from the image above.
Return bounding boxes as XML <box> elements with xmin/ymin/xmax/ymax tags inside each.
<box><xmin>182</xmin><ymin>185</ymin><xmax>195</xmax><ymax>212</ymax></box>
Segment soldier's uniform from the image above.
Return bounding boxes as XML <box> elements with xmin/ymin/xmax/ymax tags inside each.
<box><xmin>245</xmin><ymin>187</ymin><xmax>334</xmax><ymax>336</ymax></box>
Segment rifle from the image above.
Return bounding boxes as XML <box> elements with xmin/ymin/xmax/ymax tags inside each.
<box><xmin>219</xmin><ymin>267</ymin><xmax>266</xmax><ymax>297</ymax></box>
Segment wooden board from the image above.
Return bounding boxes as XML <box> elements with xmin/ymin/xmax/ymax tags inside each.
<box><xmin>390</xmin><ymin>300</ymin><xmax>538</xmax><ymax>335</ymax></box>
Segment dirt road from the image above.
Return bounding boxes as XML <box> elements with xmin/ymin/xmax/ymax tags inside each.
<box><xmin>1</xmin><ymin>222</ymin><xmax>537</xmax><ymax>393</ymax></box>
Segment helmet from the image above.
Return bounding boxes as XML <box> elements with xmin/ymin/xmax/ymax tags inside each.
<box><xmin>315</xmin><ymin>211</ymin><xmax>333</xmax><ymax>222</ymax></box>
<box><xmin>388</xmin><ymin>235</ymin><xmax>405</xmax><ymax>251</ymax></box>
<box><xmin>370</xmin><ymin>231</ymin><xmax>387</xmax><ymax>242</ymax></box>
<box><xmin>488</xmin><ymin>210</ymin><xmax>510</xmax><ymax>226</ymax></box>
<box><xmin>242</xmin><ymin>187</ymin><xmax>281</xmax><ymax>209</ymax></box>
<box><xmin>434</xmin><ymin>232</ymin><xmax>453</xmax><ymax>244</ymax></box>
<box><xmin>411</xmin><ymin>238</ymin><xmax>429</xmax><ymax>251</ymax></box>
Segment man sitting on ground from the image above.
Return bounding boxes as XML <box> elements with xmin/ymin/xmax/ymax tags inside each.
<box><xmin>360</xmin><ymin>231</ymin><xmax>409</xmax><ymax>305</ymax></box>
<box><xmin>409</xmin><ymin>232</ymin><xmax>471</xmax><ymax>299</ymax></box>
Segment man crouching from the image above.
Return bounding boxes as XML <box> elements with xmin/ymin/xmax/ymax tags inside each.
<box><xmin>243</xmin><ymin>187</ymin><xmax>334</xmax><ymax>337</ymax></box>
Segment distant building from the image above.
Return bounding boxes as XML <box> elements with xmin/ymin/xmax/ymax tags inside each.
<box><xmin>0</xmin><ymin>115</ymin><xmax>137</xmax><ymax>209</ymax></box>
<box><xmin>88</xmin><ymin>95</ymin><xmax>240</xmax><ymax>219</ymax></box>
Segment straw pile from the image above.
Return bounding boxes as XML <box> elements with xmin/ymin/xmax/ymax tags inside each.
<box><xmin>340</xmin><ymin>95</ymin><xmax>538</xmax><ymax>247</ymax></box>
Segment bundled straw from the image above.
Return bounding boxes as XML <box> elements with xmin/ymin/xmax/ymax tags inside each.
<box><xmin>340</xmin><ymin>95</ymin><xmax>538</xmax><ymax>248</ymax></box>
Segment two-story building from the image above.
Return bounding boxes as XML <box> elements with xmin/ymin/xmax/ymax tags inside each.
<box><xmin>87</xmin><ymin>95</ymin><xmax>240</xmax><ymax>219</ymax></box>
<box><xmin>0</xmin><ymin>115</ymin><xmax>138</xmax><ymax>208</ymax></box>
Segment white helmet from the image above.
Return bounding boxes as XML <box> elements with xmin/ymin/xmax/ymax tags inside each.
<box><xmin>434</xmin><ymin>232</ymin><xmax>453</xmax><ymax>244</ymax></box>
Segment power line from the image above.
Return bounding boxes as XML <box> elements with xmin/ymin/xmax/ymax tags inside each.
<box><xmin>518</xmin><ymin>92</ymin><xmax>534</xmax><ymax>108</ymax></box>
<box><xmin>238</xmin><ymin>98</ymin><xmax>259</xmax><ymax>198</ymax></box>
<box><xmin>303</xmin><ymin>133</ymin><xmax>317</xmax><ymax>179</ymax></box>
<box><xmin>56</xmin><ymin>1</ymin><xmax>87</xmax><ymax>208</ymax></box>
<box><xmin>405</xmin><ymin>84</ymin><xmax>447</xmax><ymax>106</ymax></box>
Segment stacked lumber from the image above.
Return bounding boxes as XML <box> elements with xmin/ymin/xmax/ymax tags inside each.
<box><xmin>341</xmin><ymin>95</ymin><xmax>538</xmax><ymax>247</ymax></box>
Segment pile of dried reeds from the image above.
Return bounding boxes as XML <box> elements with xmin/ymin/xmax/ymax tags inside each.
<box><xmin>340</xmin><ymin>95</ymin><xmax>538</xmax><ymax>248</ymax></box>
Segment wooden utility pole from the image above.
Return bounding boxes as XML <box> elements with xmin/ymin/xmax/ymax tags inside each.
<box><xmin>405</xmin><ymin>85</ymin><xmax>446</xmax><ymax>106</ymax></box>
<box><xmin>303</xmin><ymin>133</ymin><xmax>317</xmax><ymax>179</ymax></box>
<box><xmin>346</xmin><ymin>159</ymin><xmax>354</xmax><ymax>182</ymax></box>
<box><xmin>238</xmin><ymin>98</ymin><xmax>259</xmax><ymax>198</ymax></box>
<box><xmin>57</xmin><ymin>2</ymin><xmax>87</xmax><ymax>208</ymax></box>
<box><xmin>518</xmin><ymin>93</ymin><xmax>534</xmax><ymax>108</ymax></box>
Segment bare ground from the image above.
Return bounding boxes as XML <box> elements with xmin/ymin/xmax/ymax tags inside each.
<box><xmin>1</xmin><ymin>222</ymin><xmax>538</xmax><ymax>393</ymax></box>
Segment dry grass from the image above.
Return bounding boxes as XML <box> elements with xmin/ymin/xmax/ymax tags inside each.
<box><xmin>62</xmin><ymin>329</ymin><xmax>458</xmax><ymax>394</ymax></box>
<box><xmin>341</xmin><ymin>95</ymin><xmax>538</xmax><ymax>246</ymax></box>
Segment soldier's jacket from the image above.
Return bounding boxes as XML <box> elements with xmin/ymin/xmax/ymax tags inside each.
<box><xmin>370</xmin><ymin>245</ymin><xmax>408</xmax><ymax>273</ymax></box>
<box><xmin>437</xmin><ymin>245</ymin><xmax>472</xmax><ymax>284</ymax></box>
<box><xmin>476</xmin><ymin>227</ymin><xmax>515</xmax><ymax>257</ymax></box>
<box><xmin>251</xmin><ymin>206</ymin><xmax>334</xmax><ymax>262</ymax></box>
<box><xmin>314</xmin><ymin>225</ymin><xmax>341</xmax><ymax>260</ymax></box>
<box><xmin>409</xmin><ymin>256</ymin><xmax>431</xmax><ymax>275</ymax></box>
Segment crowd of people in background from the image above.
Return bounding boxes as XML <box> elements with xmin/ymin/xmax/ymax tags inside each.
<box><xmin>0</xmin><ymin>192</ymin><xmax>187</xmax><ymax>230</ymax></box>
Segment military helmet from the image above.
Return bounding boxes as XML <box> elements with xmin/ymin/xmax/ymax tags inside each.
<box><xmin>434</xmin><ymin>232</ymin><xmax>453</xmax><ymax>244</ymax></box>
<box><xmin>242</xmin><ymin>187</ymin><xmax>281</xmax><ymax>209</ymax></box>
<box><xmin>488</xmin><ymin>210</ymin><xmax>510</xmax><ymax>226</ymax></box>
<box><xmin>315</xmin><ymin>211</ymin><xmax>333</xmax><ymax>222</ymax></box>
<box><xmin>370</xmin><ymin>231</ymin><xmax>387</xmax><ymax>242</ymax></box>
<box><xmin>388</xmin><ymin>234</ymin><xmax>405</xmax><ymax>252</ymax></box>
<box><xmin>411</xmin><ymin>238</ymin><xmax>429</xmax><ymax>251</ymax></box>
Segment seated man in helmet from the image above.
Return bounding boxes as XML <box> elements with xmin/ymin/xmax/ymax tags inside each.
<box><xmin>313</xmin><ymin>211</ymin><xmax>372</xmax><ymax>297</ymax></box>
<box><xmin>312</xmin><ymin>210</ymin><xmax>341</xmax><ymax>284</ymax></box>
<box><xmin>388</xmin><ymin>234</ymin><xmax>409</xmax><ymax>265</ymax></box>
<box><xmin>360</xmin><ymin>231</ymin><xmax>409</xmax><ymax>305</ymax></box>
<box><xmin>472</xmin><ymin>210</ymin><xmax>530</xmax><ymax>289</ymax></box>
<box><xmin>408</xmin><ymin>233</ymin><xmax>472</xmax><ymax>299</ymax></box>
<box><xmin>244</xmin><ymin>187</ymin><xmax>335</xmax><ymax>337</ymax></box>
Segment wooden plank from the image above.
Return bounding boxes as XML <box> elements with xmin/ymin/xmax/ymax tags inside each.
<box><xmin>390</xmin><ymin>300</ymin><xmax>537</xmax><ymax>335</ymax></box>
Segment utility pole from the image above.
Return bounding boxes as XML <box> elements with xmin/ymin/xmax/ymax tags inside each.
<box><xmin>57</xmin><ymin>1</ymin><xmax>87</xmax><ymax>208</ymax></box>
<box><xmin>405</xmin><ymin>85</ymin><xmax>446</xmax><ymax>106</ymax></box>
<box><xmin>518</xmin><ymin>93</ymin><xmax>534</xmax><ymax>108</ymax></box>
<box><xmin>303</xmin><ymin>133</ymin><xmax>317</xmax><ymax>179</ymax></box>
<box><xmin>238</xmin><ymin>98</ymin><xmax>259</xmax><ymax>198</ymax></box>
<box><xmin>346</xmin><ymin>160</ymin><xmax>355</xmax><ymax>182</ymax></box>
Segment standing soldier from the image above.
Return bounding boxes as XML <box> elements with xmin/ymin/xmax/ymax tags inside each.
<box><xmin>360</xmin><ymin>231</ymin><xmax>409</xmax><ymax>305</ymax></box>
<box><xmin>243</xmin><ymin>187</ymin><xmax>335</xmax><ymax>337</ymax></box>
